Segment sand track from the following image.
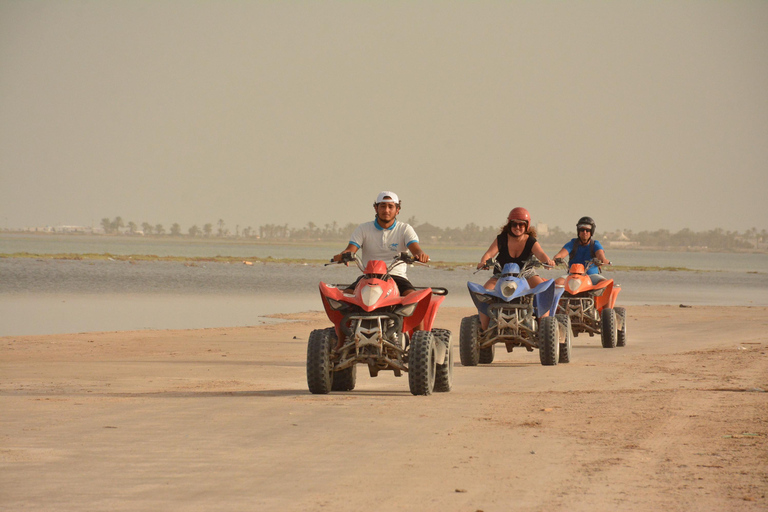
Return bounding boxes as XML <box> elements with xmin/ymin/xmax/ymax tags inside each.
<box><xmin>1</xmin><ymin>306</ymin><xmax>766</xmax><ymax>511</ymax></box>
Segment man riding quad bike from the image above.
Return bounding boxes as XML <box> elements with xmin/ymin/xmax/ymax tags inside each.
<box><xmin>460</xmin><ymin>256</ymin><xmax>573</xmax><ymax>366</ymax></box>
<box><xmin>554</xmin><ymin>257</ymin><xmax>627</xmax><ymax>348</ymax></box>
<box><xmin>307</xmin><ymin>252</ymin><xmax>453</xmax><ymax>396</ymax></box>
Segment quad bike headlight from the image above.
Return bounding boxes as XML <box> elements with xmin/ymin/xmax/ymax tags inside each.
<box><xmin>501</xmin><ymin>282</ymin><xmax>517</xmax><ymax>297</ymax></box>
<box><xmin>567</xmin><ymin>280</ymin><xmax>581</xmax><ymax>293</ymax></box>
<box><xmin>326</xmin><ymin>298</ymin><xmax>346</xmax><ymax>311</ymax></box>
<box><xmin>361</xmin><ymin>285</ymin><xmax>383</xmax><ymax>307</ymax></box>
<box><xmin>592</xmin><ymin>287</ymin><xmax>606</xmax><ymax>297</ymax></box>
<box><xmin>396</xmin><ymin>303</ymin><xmax>418</xmax><ymax>317</ymax></box>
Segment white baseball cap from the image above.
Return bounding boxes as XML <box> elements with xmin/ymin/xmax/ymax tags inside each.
<box><xmin>375</xmin><ymin>191</ymin><xmax>400</xmax><ymax>204</ymax></box>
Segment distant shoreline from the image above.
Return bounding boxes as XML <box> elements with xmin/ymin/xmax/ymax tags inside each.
<box><xmin>1</xmin><ymin>231</ymin><xmax>766</xmax><ymax>255</ymax></box>
<box><xmin>0</xmin><ymin>251</ymin><xmax>717</xmax><ymax>273</ymax></box>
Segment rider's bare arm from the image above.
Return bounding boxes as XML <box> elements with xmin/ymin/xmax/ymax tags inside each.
<box><xmin>595</xmin><ymin>249</ymin><xmax>611</xmax><ymax>266</ymax></box>
<box><xmin>407</xmin><ymin>242</ymin><xmax>429</xmax><ymax>263</ymax></box>
<box><xmin>553</xmin><ymin>247</ymin><xmax>569</xmax><ymax>260</ymax></box>
<box><xmin>332</xmin><ymin>244</ymin><xmax>358</xmax><ymax>263</ymax></box>
<box><xmin>532</xmin><ymin>242</ymin><xmax>555</xmax><ymax>267</ymax></box>
<box><xmin>478</xmin><ymin>239</ymin><xmax>499</xmax><ymax>269</ymax></box>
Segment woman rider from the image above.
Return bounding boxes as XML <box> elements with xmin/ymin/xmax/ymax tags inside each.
<box><xmin>476</xmin><ymin>207</ymin><xmax>555</xmax><ymax>329</ymax></box>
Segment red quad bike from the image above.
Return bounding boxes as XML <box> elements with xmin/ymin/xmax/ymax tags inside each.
<box><xmin>307</xmin><ymin>252</ymin><xmax>452</xmax><ymax>396</ymax></box>
<box><xmin>555</xmin><ymin>258</ymin><xmax>627</xmax><ymax>348</ymax></box>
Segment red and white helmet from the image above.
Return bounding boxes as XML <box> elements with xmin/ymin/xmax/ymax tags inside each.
<box><xmin>507</xmin><ymin>207</ymin><xmax>531</xmax><ymax>227</ymax></box>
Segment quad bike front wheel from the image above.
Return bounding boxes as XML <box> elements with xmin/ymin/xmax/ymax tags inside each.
<box><xmin>479</xmin><ymin>340</ymin><xmax>495</xmax><ymax>365</ymax></box>
<box><xmin>409</xmin><ymin>330</ymin><xmax>437</xmax><ymax>396</ymax></box>
<box><xmin>556</xmin><ymin>314</ymin><xmax>573</xmax><ymax>364</ymax></box>
<box><xmin>539</xmin><ymin>316</ymin><xmax>560</xmax><ymax>366</ymax></box>
<box><xmin>459</xmin><ymin>315</ymin><xmax>480</xmax><ymax>367</ymax></box>
<box><xmin>614</xmin><ymin>307</ymin><xmax>627</xmax><ymax>347</ymax></box>
<box><xmin>432</xmin><ymin>328</ymin><xmax>453</xmax><ymax>393</ymax></box>
<box><xmin>332</xmin><ymin>365</ymin><xmax>356</xmax><ymax>391</ymax></box>
<box><xmin>306</xmin><ymin>327</ymin><xmax>335</xmax><ymax>394</ymax></box>
<box><xmin>601</xmin><ymin>308</ymin><xmax>617</xmax><ymax>349</ymax></box>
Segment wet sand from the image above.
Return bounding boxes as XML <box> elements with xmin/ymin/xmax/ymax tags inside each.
<box><xmin>1</xmin><ymin>305</ymin><xmax>767</xmax><ymax>511</ymax></box>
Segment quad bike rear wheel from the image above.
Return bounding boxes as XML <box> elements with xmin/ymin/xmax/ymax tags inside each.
<box><xmin>615</xmin><ymin>307</ymin><xmax>627</xmax><ymax>347</ymax></box>
<box><xmin>459</xmin><ymin>315</ymin><xmax>480</xmax><ymax>367</ymax></box>
<box><xmin>432</xmin><ymin>328</ymin><xmax>453</xmax><ymax>393</ymax></box>
<box><xmin>601</xmin><ymin>308</ymin><xmax>617</xmax><ymax>348</ymax></box>
<box><xmin>539</xmin><ymin>316</ymin><xmax>560</xmax><ymax>366</ymax></box>
<box><xmin>556</xmin><ymin>314</ymin><xmax>573</xmax><ymax>364</ymax></box>
<box><xmin>409</xmin><ymin>330</ymin><xmax>437</xmax><ymax>396</ymax></box>
<box><xmin>307</xmin><ymin>327</ymin><xmax>335</xmax><ymax>394</ymax></box>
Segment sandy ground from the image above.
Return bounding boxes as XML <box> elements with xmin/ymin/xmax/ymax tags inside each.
<box><xmin>1</xmin><ymin>305</ymin><xmax>767</xmax><ymax>512</ymax></box>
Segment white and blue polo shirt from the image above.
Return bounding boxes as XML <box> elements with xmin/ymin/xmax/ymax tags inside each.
<box><xmin>349</xmin><ymin>219</ymin><xmax>419</xmax><ymax>278</ymax></box>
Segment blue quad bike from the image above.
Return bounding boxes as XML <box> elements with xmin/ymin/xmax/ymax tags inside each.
<box><xmin>460</xmin><ymin>258</ymin><xmax>573</xmax><ymax>366</ymax></box>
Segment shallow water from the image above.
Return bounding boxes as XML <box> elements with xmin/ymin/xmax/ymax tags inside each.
<box><xmin>1</xmin><ymin>258</ymin><xmax>767</xmax><ymax>336</ymax></box>
<box><xmin>3</xmin><ymin>233</ymin><xmax>768</xmax><ymax>272</ymax></box>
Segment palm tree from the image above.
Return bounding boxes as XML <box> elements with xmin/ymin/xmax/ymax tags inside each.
<box><xmin>127</xmin><ymin>221</ymin><xmax>137</xmax><ymax>234</ymax></box>
<box><xmin>141</xmin><ymin>222</ymin><xmax>153</xmax><ymax>235</ymax></box>
<box><xmin>111</xmin><ymin>216</ymin><xmax>124</xmax><ymax>234</ymax></box>
<box><xmin>217</xmin><ymin>219</ymin><xmax>225</xmax><ymax>237</ymax></box>
<box><xmin>155</xmin><ymin>224</ymin><xmax>165</xmax><ymax>235</ymax></box>
<box><xmin>203</xmin><ymin>223</ymin><xmax>213</xmax><ymax>237</ymax></box>
<box><xmin>170</xmin><ymin>223</ymin><xmax>181</xmax><ymax>236</ymax></box>
<box><xmin>100</xmin><ymin>218</ymin><xmax>112</xmax><ymax>234</ymax></box>
<box><xmin>188</xmin><ymin>225</ymin><xmax>201</xmax><ymax>237</ymax></box>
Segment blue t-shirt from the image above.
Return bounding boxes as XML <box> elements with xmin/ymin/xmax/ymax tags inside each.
<box><xmin>562</xmin><ymin>238</ymin><xmax>604</xmax><ymax>275</ymax></box>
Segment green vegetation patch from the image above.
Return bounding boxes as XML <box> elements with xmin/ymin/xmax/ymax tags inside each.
<box><xmin>0</xmin><ymin>253</ymin><xmax>702</xmax><ymax>271</ymax></box>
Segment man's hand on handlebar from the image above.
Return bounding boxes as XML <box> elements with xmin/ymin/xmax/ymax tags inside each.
<box><xmin>331</xmin><ymin>252</ymin><xmax>355</xmax><ymax>265</ymax></box>
<box><xmin>397</xmin><ymin>252</ymin><xmax>429</xmax><ymax>265</ymax></box>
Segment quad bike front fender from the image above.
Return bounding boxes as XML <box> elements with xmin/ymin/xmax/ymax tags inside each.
<box><xmin>417</xmin><ymin>293</ymin><xmax>446</xmax><ymax>333</ymax></box>
<box><xmin>467</xmin><ymin>281</ymin><xmax>492</xmax><ymax>317</ymax></box>
<box><xmin>593</xmin><ymin>281</ymin><xmax>614</xmax><ymax>312</ymax></box>
<box><xmin>608</xmin><ymin>285</ymin><xmax>621</xmax><ymax>309</ymax></box>
<box><xmin>402</xmin><ymin>288</ymin><xmax>435</xmax><ymax>335</ymax></box>
<box><xmin>532</xmin><ymin>280</ymin><xmax>565</xmax><ymax>318</ymax></box>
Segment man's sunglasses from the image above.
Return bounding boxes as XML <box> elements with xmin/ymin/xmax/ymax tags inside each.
<box><xmin>578</xmin><ymin>227</ymin><xmax>591</xmax><ymax>233</ymax></box>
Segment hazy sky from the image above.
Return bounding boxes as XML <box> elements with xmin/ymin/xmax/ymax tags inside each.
<box><xmin>1</xmin><ymin>1</ymin><xmax>766</xmax><ymax>234</ymax></box>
